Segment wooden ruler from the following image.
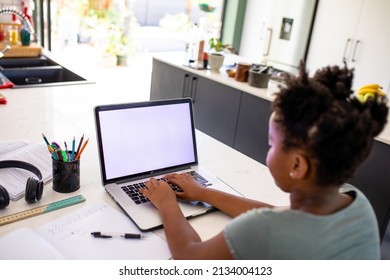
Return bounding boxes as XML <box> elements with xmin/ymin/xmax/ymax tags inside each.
<box><xmin>0</xmin><ymin>195</ymin><xmax>86</xmax><ymax>226</ymax></box>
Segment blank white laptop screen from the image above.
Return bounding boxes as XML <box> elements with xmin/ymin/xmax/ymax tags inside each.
<box><xmin>98</xmin><ymin>102</ymin><xmax>196</xmax><ymax>181</ymax></box>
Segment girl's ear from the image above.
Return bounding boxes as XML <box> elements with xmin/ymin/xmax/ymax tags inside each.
<box><xmin>289</xmin><ymin>153</ymin><xmax>310</xmax><ymax>180</ymax></box>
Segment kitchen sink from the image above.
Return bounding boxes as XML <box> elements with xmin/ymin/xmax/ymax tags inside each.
<box><xmin>1</xmin><ymin>66</ymin><xmax>87</xmax><ymax>86</ymax></box>
<box><xmin>0</xmin><ymin>56</ymin><xmax>57</xmax><ymax>68</ymax></box>
<box><xmin>0</xmin><ymin>55</ymin><xmax>92</xmax><ymax>88</ymax></box>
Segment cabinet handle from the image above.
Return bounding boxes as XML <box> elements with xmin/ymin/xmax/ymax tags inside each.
<box><xmin>183</xmin><ymin>74</ymin><xmax>190</xmax><ymax>97</ymax></box>
<box><xmin>263</xmin><ymin>28</ymin><xmax>273</xmax><ymax>56</ymax></box>
<box><xmin>190</xmin><ymin>77</ymin><xmax>198</xmax><ymax>103</ymax></box>
<box><xmin>351</xmin><ymin>40</ymin><xmax>361</xmax><ymax>62</ymax></box>
<box><xmin>342</xmin><ymin>38</ymin><xmax>352</xmax><ymax>61</ymax></box>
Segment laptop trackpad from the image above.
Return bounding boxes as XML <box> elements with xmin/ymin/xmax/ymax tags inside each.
<box><xmin>125</xmin><ymin>201</ymin><xmax>209</xmax><ymax>231</ymax></box>
<box><xmin>179</xmin><ymin>201</ymin><xmax>210</xmax><ymax>217</ymax></box>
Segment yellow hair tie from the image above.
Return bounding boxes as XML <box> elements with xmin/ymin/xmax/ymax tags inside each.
<box><xmin>356</xmin><ymin>83</ymin><xmax>386</xmax><ymax>103</ymax></box>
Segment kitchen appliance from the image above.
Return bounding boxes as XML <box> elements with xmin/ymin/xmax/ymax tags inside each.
<box><xmin>240</xmin><ymin>0</ymin><xmax>318</xmax><ymax>74</ymax></box>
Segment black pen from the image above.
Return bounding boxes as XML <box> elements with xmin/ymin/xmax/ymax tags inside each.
<box><xmin>91</xmin><ymin>231</ymin><xmax>144</xmax><ymax>239</ymax></box>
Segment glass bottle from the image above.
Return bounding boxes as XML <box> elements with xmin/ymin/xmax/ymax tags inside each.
<box><xmin>20</xmin><ymin>25</ymin><xmax>31</xmax><ymax>46</ymax></box>
<box><xmin>9</xmin><ymin>25</ymin><xmax>18</xmax><ymax>44</ymax></box>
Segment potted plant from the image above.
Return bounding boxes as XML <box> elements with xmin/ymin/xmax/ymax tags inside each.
<box><xmin>105</xmin><ymin>31</ymin><xmax>137</xmax><ymax>66</ymax></box>
<box><xmin>102</xmin><ymin>2</ymin><xmax>140</xmax><ymax>66</ymax></box>
<box><xmin>208</xmin><ymin>38</ymin><xmax>225</xmax><ymax>71</ymax></box>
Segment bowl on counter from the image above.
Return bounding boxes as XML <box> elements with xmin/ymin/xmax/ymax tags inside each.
<box><xmin>226</xmin><ymin>68</ymin><xmax>236</xmax><ymax>78</ymax></box>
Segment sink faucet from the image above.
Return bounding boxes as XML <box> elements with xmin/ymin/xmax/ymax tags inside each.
<box><xmin>0</xmin><ymin>7</ymin><xmax>34</xmax><ymax>35</ymax></box>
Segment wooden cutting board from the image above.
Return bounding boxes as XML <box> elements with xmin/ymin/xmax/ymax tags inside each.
<box><xmin>1</xmin><ymin>43</ymin><xmax>42</xmax><ymax>57</ymax></box>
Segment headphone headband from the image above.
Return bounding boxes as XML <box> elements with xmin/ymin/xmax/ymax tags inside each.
<box><xmin>0</xmin><ymin>160</ymin><xmax>43</xmax><ymax>180</ymax></box>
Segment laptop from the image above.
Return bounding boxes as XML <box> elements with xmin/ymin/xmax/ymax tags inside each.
<box><xmin>94</xmin><ymin>98</ymin><xmax>242</xmax><ymax>231</ymax></box>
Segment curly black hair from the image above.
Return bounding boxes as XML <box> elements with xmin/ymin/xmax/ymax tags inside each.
<box><xmin>272</xmin><ymin>62</ymin><xmax>389</xmax><ymax>187</ymax></box>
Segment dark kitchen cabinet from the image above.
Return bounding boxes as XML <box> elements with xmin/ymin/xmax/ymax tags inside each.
<box><xmin>234</xmin><ymin>92</ymin><xmax>272</xmax><ymax>165</ymax></box>
<box><xmin>150</xmin><ymin>58</ymin><xmax>242</xmax><ymax>147</ymax></box>
<box><xmin>192</xmin><ymin>76</ymin><xmax>242</xmax><ymax>147</ymax></box>
<box><xmin>348</xmin><ymin>140</ymin><xmax>390</xmax><ymax>241</ymax></box>
<box><xmin>150</xmin><ymin>59</ymin><xmax>188</xmax><ymax>100</ymax></box>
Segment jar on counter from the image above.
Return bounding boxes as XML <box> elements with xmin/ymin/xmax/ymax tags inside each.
<box><xmin>235</xmin><ymin>62</ymin><xmax>251</xmax><ymax>82</ymax></box>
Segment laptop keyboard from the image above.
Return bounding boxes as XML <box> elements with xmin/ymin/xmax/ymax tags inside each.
<box><xmin>121</xmin><ymin>171</ymin><xmax>212</xmax><ymax>205</ymax></box>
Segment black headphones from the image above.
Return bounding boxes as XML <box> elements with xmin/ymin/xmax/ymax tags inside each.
<box><xmin>0</xmin><ymin>160</ymin><xmax>44</xmax><ymax>209</ymax></box>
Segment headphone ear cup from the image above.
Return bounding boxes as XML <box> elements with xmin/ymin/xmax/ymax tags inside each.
<box><xmin>0</xmin><ymin>185</ymin><xmax>10</xmax><ymax>209</ymax></box>
<box><xmin>25</xmin><ymin>177</ymin><xmax>43</xmax><ymax>203</ymax></box>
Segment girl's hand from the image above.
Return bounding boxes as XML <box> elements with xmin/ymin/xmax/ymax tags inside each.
<box><xmin>164</xmin><ymin>173</ymin><xmax>206</xmax><ymax>201</ymax></box>
<box><xmin>141</xmin><ymin>178</ymin><xmax>177</xmax><ymax>210</ymax></box>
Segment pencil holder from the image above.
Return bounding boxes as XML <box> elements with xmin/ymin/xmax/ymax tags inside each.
<box><xmin>52</xmin><ymin>155</ymin><xmax>80</xmax><ymax>193</ymax></box>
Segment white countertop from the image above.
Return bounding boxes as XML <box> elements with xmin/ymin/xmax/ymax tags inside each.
<box><xmin>0</xmin><ymin>65</ymin><xmax>289</xmax><ymax>245</ymax></box>
<box><xmin>152</xmin><ymin>52</ymin><xmax>390</xmax><ymax>145</ymax></box>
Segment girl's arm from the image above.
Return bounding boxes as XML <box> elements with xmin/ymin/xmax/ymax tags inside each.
<box><xmin>141</xmin><ymin>178</ymin><xmax>233</xmax><ymax>259</ymax></box>
<box><xmin>167</xmin><ymin>173</ymin><xmax>274</xmax><ymax>217</ymax></box>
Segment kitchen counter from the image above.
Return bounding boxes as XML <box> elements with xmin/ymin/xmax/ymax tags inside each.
<box><xmin>1</xmin><ymin>51</ymin><xmax>390</xmax><ymax>243</ymax></box>
<box><xmin>0</xmin><ymin>62</ymin><xmax>289</xmax><ymax>244</ymax></box>
<box><xmin>2</xmin><ymin>50</ymin><xmax>390</xmax><ymax>146</ymax></box>
<box><xmin>152</xmin><ymin>52</ymin><xmax>390</xmax><ymax>145</ymax></box>
<box><xmin>152</xmin><ymin>51</ymin><xmax>281</xmax><ymax>102</ymax></box>
<box><xmin>0</xmin><ymin>54</ymin><xmax>153</xmax><ymax>143</ymax></box>
<box><xmin>150</xmin><ymin>52</ymin><xmax>390</xmax><ymax>240</ymax></box>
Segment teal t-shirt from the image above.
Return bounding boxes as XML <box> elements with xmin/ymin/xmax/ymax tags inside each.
<box><xmin>224</xmin><ymin>184</ymin><xmax>380</xmax><ymax>259</ymax></box>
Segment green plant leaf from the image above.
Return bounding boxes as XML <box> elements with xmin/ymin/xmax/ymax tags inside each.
<box><xmin>208</xmin><ymin>38</ymin><xmax>223</xmax><ymax>52</ymax></box>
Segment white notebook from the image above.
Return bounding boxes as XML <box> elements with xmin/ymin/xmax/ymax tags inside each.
<box><xmin>0</xmin><ymin>201</ymin><xmax>171</xmax><ymax>260</ymax></box>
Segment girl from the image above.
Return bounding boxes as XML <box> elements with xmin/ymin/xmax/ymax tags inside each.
<box><xmin>141</xmin><ymin>63</ymin><xmax>388</xmax><ymax>259</ymax></box>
